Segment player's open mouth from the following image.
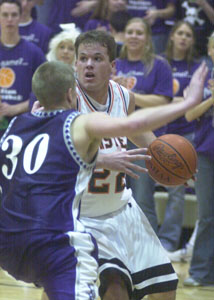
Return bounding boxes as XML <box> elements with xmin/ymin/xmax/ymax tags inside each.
<box><xmin>85</xmin><ymin>72</ymin><xmax>95</xmax><ymax>78</ymax></box>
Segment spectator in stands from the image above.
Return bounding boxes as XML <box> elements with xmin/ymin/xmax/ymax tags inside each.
<box><xmin>0</xmin><ymin>0</ymin><xmax>46</xmax><ymax>137</ymax></box>
<box><xmin>84</xmin><ymin>0</ymin><xmax>127</xmax><ymax>32</ymax></box>
<box><xmin>46</xmin><ymin>23</ymin><xmax>80</xmax><ymax>66</ymax></box>
<box><xmin>159</xmin><ymin>21</ymin><xmax>200</xmax><ymax>256</ymax></box>
<box><xmin>126</xmin><ymin>0</ymin><xmax>176</xmax><ymax>54</ymax></box>
<box><xmin>109</xmin><ymin>10</ymin><xmax>131</xmax><ymax>57</ymax></box>
<box><xmin>176</xmin><ymin>0</ymin><xmax>214</xmax><ymax>67</ymax></box>
<box><xmin>183</xmin><ymin>31</ymin><xmax>214</xmax><ymax>287</ymax></box>
<box><xmin>46</xmin><ymin>0</ymin><xmax>93</xmax><ymax>35</ymax></box>
<box><xmin>19</xmin><ymin>0</ymin><xmax>53</xmax><ymax>54</ymax></box>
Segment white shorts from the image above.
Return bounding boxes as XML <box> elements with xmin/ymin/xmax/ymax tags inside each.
<box><xmin>80</xmin><ymin>197</ymin><xmax>178</xmax><ymax>299</ymax></box>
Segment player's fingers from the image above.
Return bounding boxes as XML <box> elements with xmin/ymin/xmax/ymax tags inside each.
<box><xmin>125</xmin><ymin>162</ymin><xmax>148</xmax><ymax>173</ymax></box>
<box><xmin>127</xmin><ymin>154</ymin><xmax>152</xmax><ymax>162</ymax></box>
<box><xmin>127</xmin><ymin>148</ymin><xmax>149</xmax><ymax>156</ymax></box>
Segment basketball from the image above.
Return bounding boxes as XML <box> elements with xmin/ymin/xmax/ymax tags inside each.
<box><xmin>145</xmin><ymin>134</ymin><xmax>197</xmax><ymax>186</ymax></box>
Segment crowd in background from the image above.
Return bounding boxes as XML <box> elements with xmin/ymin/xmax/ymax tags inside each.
<box><xmin>0</xmin><ymin>0</ymin><xmax>214</xmax><ymax>290</ymax></box>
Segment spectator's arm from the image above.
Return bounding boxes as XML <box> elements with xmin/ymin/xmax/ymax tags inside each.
<box><xmin>196</xmin><ymin>0</ymin><xmax>214</xmax><ymax>24</ymax></box>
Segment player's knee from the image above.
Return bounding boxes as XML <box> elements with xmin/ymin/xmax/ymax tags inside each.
<box><xmin>99</xmin><ymin>269</ymin><xmax>131</xmax><ymax>300</ymax></box>
<box><xmin>148</xmin><ymin>290</ymin><xmax>176</xmax><ymax>300</ymax></box>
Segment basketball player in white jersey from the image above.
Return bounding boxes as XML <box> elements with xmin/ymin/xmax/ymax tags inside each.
<box><xmin>40</xmin><ymin>31</ymin><xmax>207</xmax><ymax>300</ymax></box>
<box><xmin>73</xmin><ymin>30</ymin><xmax>196</xmax><ymax>300</ymax></box>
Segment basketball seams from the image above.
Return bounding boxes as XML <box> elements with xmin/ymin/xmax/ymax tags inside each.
<box><xmin>157</xmin><ymin>138</ymin><xmax>194</xmax><ymax>175</ymax></box>
<box><xmin>149</xmin><ymin>145</ymin><xmax>189</xmax><ymax>181</ymax></box>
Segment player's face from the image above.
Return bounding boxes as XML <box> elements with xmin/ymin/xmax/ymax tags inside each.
<box><xmin>108</xmin><ymin>0</ymin><xmax>127</xmax><ymax>12</ymax></box>
<box><xmin>76</xmin><ymin>43</ymin><xmax>114</xmax><ymax>100</ymax></box>
<box><xmin>124</xmin><ymin>21</ymin><xmax>147</xmax><ymax>54</ymax></box>
<box><xmin>0</xmin><ymin>3</ymin><xmax>20</xmax><ymax>32</ymax></box>
<box><xmin>56</xmin><ymin>41</ymin><xmax>75</xmax><ymax>65</ymax></box>
<box><xmin>171</xmin><ymin>24</ymin><xmax>194</xmax><ymax>53</ymax></box>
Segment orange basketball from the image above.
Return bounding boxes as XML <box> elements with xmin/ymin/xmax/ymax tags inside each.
<box><xmin>145</xmin><ymin>134</ymin><xmax>197</xmax><ymax>186</ymax></box>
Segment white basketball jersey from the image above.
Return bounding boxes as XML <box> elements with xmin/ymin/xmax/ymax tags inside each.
<box><xmin>77</xmin><ymin>80</ymin><xmax>132</xmax><ymax>217</ymax></box>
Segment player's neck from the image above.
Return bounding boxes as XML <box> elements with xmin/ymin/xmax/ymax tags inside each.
<box><xmin>85</xmin><ymin>89</ymin><xmax>108</xmax><ymax>105</ymax></box>
<box><xmin>0</xmin><ymin>31</ymin><xmax>20</xmax><ymax>46</ymax></box>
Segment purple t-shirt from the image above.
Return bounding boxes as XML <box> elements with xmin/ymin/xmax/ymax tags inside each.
<box><xmin>176</xmin><ymin>0</ymin><xmax>214</xmax><ymax>56</ymax></box>
<box><xmin>84</xmin><ymin>19</ymin><xmax>110</xmax><ymax>32</ymax></box>
<box><xmin>194</xmin><ymin>70</ymin><xmax>214</xmax><ymax>160</ymax></box>
<box><xmin>0</xmin><ymin>39</ymin><xmax>46</xmax><ymax>107</ymax></box>
<box><xmin>19</xmin><ymin>20</ymin><xmax>53</xmax><ymax>54</ymax></box>
<box><xmin>127</xmin><ymin>0</ymin><xmax>176</xmax><ymax>34</ymax></box>
<box><xmin>166</xmin><ymin>59</ymin><xmax>200</xmax><ymax>135</ymax></box>
<box><xmin>115</xmin><ymin>56</ymin><xmax>173</xmax><ymax>135</ymax></box>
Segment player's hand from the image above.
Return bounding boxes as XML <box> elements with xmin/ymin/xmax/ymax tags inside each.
<box><xmin>96</xmin><ymin>148</ymin><xmax>152</xmax><ymax>179</ymax></box>
<box><xmin>184</xmin><ymin>62</ymin><xmax>208</xmax><ymax>107</ymax></box>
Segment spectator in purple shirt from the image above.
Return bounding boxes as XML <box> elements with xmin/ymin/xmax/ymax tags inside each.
<box><xmin>19</xmin><ymin>0</ymin><xmax>53</xmax><ymax>54</ymax></box>
<box><xmin>0</xmin><ymin>0</ymin><xmax>46</xmax><ymax>137</ymax></box>
<box><xmin>183</xmin><ymin>31</ymin><xmax>214</xmax><ymax>287</ymax></box>
<box><xmin>84</xmin><ymin>0</ymin><xmax>127</xmax><ymax>32</ymax></box>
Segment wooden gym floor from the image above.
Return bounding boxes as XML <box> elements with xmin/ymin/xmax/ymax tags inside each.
<box><xmin>0</xmin><ymin>262</ymin><xmax>214</xmax><ymax>300</ymax></box>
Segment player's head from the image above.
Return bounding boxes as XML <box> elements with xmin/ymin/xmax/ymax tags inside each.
<box><xmin>19</xmin><ymin>0</ymin><xmax>36</xmax><ymax>16</ymax></box>
<box><xmin>208</xmin><ymin>32</ymin><xmax>214</xmax><ymax>62</ymax></box>
<box><xmin>32</xmin><ymin>61</ymin><xmax>76</xmax><ymax>110</ymax></box>
<box><xmin>0</xmin><ymin>0</ymin><xmax>22</xmax><ymax>31</ymax></box>
<box><xmin>47</xmin><ymin>24</ymin><xmax>81</xmax><ymax>65</ymax></box>
<box><xmin>75</xmin><ymin>30</ymin><xmax>116</xmax><ymax>95</ymax></box>
<box><xmin>75</xmin><ymin>30</ymin><xmax>116</xmax><ymax>63</ymax></box>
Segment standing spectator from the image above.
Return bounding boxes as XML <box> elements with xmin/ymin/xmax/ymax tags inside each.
<box><xmin>126</xmin><ymin>0</ymin><xmax>176</xmax><ymax>54</ymax></box>
<box><xmin>112</xmin><ymin>18</ymin><xmax>173</xmax><ymax>235</ymax></box>
<box><xmin>47</xmin><ymin>0</ymin><xmax>93</xmax><ymax>35</ymax></box>
<box><xmin>159</xmin><ymin>21</ymin><xmax>201</xmax><ymax>254</ymax></box>
<box><xmin>19</xmin><ymin>0</ymin><xmax>53</xmax><ymax>54</ymax></box>
<box><xmin>84</xmin><ymin>0</ymin><xmax>127</xmax><ymax>32</ymax></box>
<box><xmin>176</xmin><ymin>0</ymin><xmax>214</xmax><ymax>63</ymax></box>
<box><xmin>183</xmin><ymin>31</ymin><xmax>214</xmax><ymax>287</ymax></box>
<box><xmin>0</xmin><ymin>0</ymin><xmax>46</xmax><ymax>137</ymax></box>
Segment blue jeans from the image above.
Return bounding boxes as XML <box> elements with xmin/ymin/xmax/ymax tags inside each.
<box><xmin>189</xmin><ymin>154</ymin><xmax>214</xmax><ymax>284</ymax></box>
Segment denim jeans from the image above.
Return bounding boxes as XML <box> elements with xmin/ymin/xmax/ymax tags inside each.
<box><xmin>189</xmin><ymin>153</ymin><xmax>214</xmax><ymax>284</ymax></box>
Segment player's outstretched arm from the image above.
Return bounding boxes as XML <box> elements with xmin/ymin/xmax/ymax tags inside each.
<box><xmin>72</xmin><ymin>62</ymin><xmax>208</xmax><ymax>164</ymax></box>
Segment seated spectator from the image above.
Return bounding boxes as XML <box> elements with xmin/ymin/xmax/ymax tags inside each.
<box><xmin>126</xmin><ymin>0</ymin><xmax>176</xmax><ymax>54</ymax></box>
<box><xmin>176</xmin><ymin>0</ymin><xmax>214</xmax><ymax>65</ymax></box>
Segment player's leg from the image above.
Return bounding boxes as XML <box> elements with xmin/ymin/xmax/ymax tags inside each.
<box><xmin>101</xmin><ymin>270</ymin><xmax>130</xmax><ymax>300</ymax></box>
<box><xmin>147</xmin><ymin>290</ymin><xmax>176</xmax><ymax>300</ymax></box>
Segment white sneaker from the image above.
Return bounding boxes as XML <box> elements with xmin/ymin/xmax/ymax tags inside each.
<box><xmin>165</xmin><ymin>244</ymin><xmax>193</xmax><ymax>263</ymax></box>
